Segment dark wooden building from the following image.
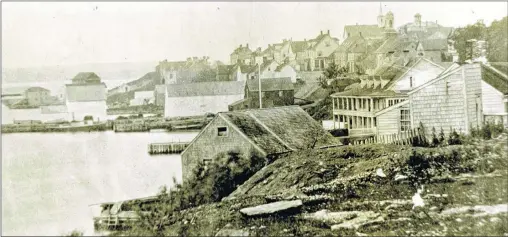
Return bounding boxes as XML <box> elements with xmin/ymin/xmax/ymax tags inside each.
<box><xmin>180</xmin><ymin>106</ymin><xmax>338</xmax><ymax>181</ymax></box>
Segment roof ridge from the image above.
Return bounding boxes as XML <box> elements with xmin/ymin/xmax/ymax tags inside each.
<box><xmin>246</xmin><ymin>110</ymin><xmax>295</xmax><ymax>151</ymax></box>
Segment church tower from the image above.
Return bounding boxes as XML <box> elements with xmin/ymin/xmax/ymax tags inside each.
<box><xmin>384</xmin><ymin>11</ymin><xmax>394</xmax><ymax>29</ymax></box>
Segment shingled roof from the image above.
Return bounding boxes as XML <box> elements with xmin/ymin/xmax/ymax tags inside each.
<box><xmin>166</xmin><ymin>81</ymin><xmax>245</xmax><ymax>97</ymax></box>
<box><xmin>291</xmin><ymin>41</ymin><xmax>310</xmax><ymax>53</ymax></box>
<box><xmin>71</xmin><ymin>72</ymin><xmax>101</xmax><ymax>83</ymax></box>
<box><xmin>482</xmin><ymin>63</ymin><xmax>508</xmax><ymax>94</ymax></box>
<box><xmin>421</xmin><ymin>38</ymin><xmax>448</xmax><ymax>51</ymax></box>
<box><xmin>375</xmin><ymin>37</ymin><xmax>416</xmax><ymax>54</ymax></box>
<box><xmin>246</xmin><ymin>77</ymin><xmax>294</xmax><ymax>92</ymax></box>
<box><xmin>220</xmin><ymin>106</ymin><xmax>338</xmax><ymax>154</ymax></box>
<box><xmin>344</xmin><ymin>25</ymin><xmax>384</xmax><ymax>39</ymax></box>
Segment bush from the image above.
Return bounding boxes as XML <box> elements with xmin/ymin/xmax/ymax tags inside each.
<box><xmin>470</xmin><ymin>121</ymin><xmax>506</xmax><ymax>140</ymax></box>
<box><xmin>64</xmin><ymin>230</ymin><xmax>83</xmax><ymax>236</ymax></box>
<box><xmin>129</xmin><ymin>151</ymin><xmax>266</xmax><ymax>235</ymax></box>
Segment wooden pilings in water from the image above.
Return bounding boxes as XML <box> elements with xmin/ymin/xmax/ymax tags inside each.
<box><xmin>148</xmin><ymin>142</ymin><xmax>190</xmax><ymax>155</ymax></box>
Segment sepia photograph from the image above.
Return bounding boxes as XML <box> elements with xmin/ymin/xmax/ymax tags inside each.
<box><xmin>1</xmin><ymin>1</ymin><xmax>507</xmax><ymax>236</ymax></box>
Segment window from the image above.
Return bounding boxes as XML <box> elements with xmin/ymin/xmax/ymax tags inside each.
<box><xmin>318</xmin><ymin>51</ymin><xmax>323</xmax><ymax>57</ymax></box>
<box><xmin>314</xmin><ymin>60</ymin><xmax>320</xmax><ymax>68</ymax></box>
<box><xmin>400</xmin><ymin>109</ymin><xmax>411</xmax><ymax>131</ymax></box>
<box><xmin>409</xmin><ymin>76</ymin><xmax>413</xmax><ymax>88</ymax></box>
<box><xmin>262</xmin><ymin>92</ymin><xmax>266</xmax><ymax>97</ymax></box>
<box><xmin>325</xmin><ymin>41</ymin><xmax>331</xmax><ymax>47</ymax></box>
<box><xmin>279</xmin><ymin>91</ymin><xmax>284</xmax><ymax>97</ymax></box>
<box><xmin>403</xmin><ymin>50</ymin><xmax>409</xmax><ymax>53</ymax></box>
<box><xmin>170</xmin><ymin>73</ymin><xmax>173</xmax><ymax>79</ymax></box>
<box><xmin>217</xmin><ymin>127</ymin><xmax>228</xmax><ymax>136</ymax></box>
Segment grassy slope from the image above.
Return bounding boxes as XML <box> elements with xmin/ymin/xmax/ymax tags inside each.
<box><xmin>148</xmin><ymin>133</ymin><xmax>508</xmax><ymax>237</ymax></box>
<box><xmin>106</xmin><ymin>71</ymin><xmax>160</xmax><ymax>107</ymax></box>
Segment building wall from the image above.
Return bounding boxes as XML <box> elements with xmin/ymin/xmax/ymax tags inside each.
<box><xmin>164</xmin><ymin>94</ymin><xmax>244</xmax><ymax>118</ymax></box>
<box><xmin>248</xmin><ymin>90</ymin><xmax>294</xmax><ymax>109</ymax></box>
<box><xmin>26</xmin><ymin>90</ymin><xmax>51</xmax><ymax>106</ymax></box>
<box><xmin>464</xmin><ymin>64</ymin><xmax>483</xmax><ymax>128</ymax></box>
<box><xmin>181</xmin><ymin>116</ymin><xmax>261</xmax><ymax>181</ymax></box>
<box><xmin>376</xmin><ymin>103</ymin><xmax>410</xmax><ymax>136</ymax></box>
<box><xmin>409</xmin><ymin>70</ymin><xmax>468</xmax><ymax>135</ymax></box>
<box><xmin>481</xmin><ymin>80</ymin><xmax>506</xmax><ymax>115</ymax></box>
<box><xmin>276</xmin><ymin>66</ymin><xmax>298</xmax><ymax>83</ymax></box>
<box><xmin>66</xmin><ymin>101</ymin><xmax>107</xmax><ymax>122</ymax></box>
<box><xmin>392</xmin><ymin>60</ymin><xmax>445</xmax><ymax>92</ymax></box>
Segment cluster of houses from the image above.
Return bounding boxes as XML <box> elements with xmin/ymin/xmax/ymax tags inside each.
<box><xmin>2</xmin><ymin>72</ymin><xmax>108</xmax><ymax>124</ymax></box>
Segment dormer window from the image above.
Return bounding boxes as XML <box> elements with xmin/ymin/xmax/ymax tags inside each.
<box><xmin>388</xmin><ymin>51</ymin><xmax>395</xmax><ymax>54</ymax></box>
<box><xmin>403</xmin><ymin>50</ymin><xmax>409</xmax><ymax>53</ymax></box>
<box><xmin>318</xmin><ymin>51</ymin><xmax>323</xmax><ymax>56</ymax></box>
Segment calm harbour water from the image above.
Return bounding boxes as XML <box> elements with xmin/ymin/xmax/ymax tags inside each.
<box><xmin>1</xmin><ymin>131</ymin><xmax>198</xmax><ymax>236</ymax></box>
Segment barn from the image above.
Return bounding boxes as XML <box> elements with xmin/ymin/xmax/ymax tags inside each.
<box><xmin>180</xmin><ymin>106</ymin><xmax>338</xmax><ymax>181</ymax></box>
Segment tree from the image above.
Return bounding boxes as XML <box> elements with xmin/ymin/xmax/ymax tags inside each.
<box><xmin>431</xmin><ymin>127</ymin><xmax>440</xmax><ymax>147</ymax></box>
<box><xmin>451</xmin><ymin>20</ymin><xmax>487</xmax><ymax>62</ymax></box>
<box><xmin>486</xmin><ymin>17</ymin><xmax>508</xmax><ymax>62</ymax></box>
<box><xmin>194</xmin><ymin>67</ymin><xmax>217</xmax><ymax>83</ymax></box>
<box><xmin>318</xmin><ymin>62</ymin><xmax>348</xmax><ymax>89</ymax></box>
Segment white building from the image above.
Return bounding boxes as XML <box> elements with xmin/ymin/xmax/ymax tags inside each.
<box><xmin>164</xmin><ymin>81</ymin><xmax>245</xmax><ymax>118</ymax></box>
<box><xmin>129</xmin><ymin>91</ymin><xmax>155</xmax><ymax>106</ymax></box>
<box><xmin>65</xmin><ymin>73</ymin><xmax>107</xmax><ymax>122</ymax></box>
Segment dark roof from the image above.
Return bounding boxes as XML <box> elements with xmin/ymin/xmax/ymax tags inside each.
<box><xmin>221</xmin><ymin>106</ymin><xmax>338</xmax><ymax>154</ymax></box>
<box><xmin>421</xmin><ymin>39</ymin><xmax>448</xmax><ymax>51</ymax></box>
<box><xmin>331</xmin><ymin>87</ymin><xmax>406</xmax><ymax>97</ymax></box>
<box><xmin>490</xmin><ymin>62</ymin><xmax>508</xmax><ymax>76</ymax></box>
<box><xmin>482</xmin><ymin>63</ymin><xmax>508</xmax><ymax>94</ymax></box>
<box><xmin>336</xmin><ymin>34</ymin><xmax>366</xmax><ymax>53</ymax></box>
<box><xmin>246</xmin><ymin>78</ymin><xmax>294</xmax><ymax>92</ymax></box>
<box><xmin>375</xmin><ymin>37</ymin><xmax>416</xmax><ymax>54</ymax></box>
<box><xmin>65</xmin><ymin>83</ymin><xmax>106</xmax><ymax>102</ymax></box>
<box><xmin>72</xmin><ymin>72</ymin><xmax>101</xmax><ymax>82</ymax></box>
<box><xmin>344</xmin><ymin>25</ymin><xmax>384</xmax><ymax>39</ymax></box>
<box><xmin>232</xmin><ymin>45</ymin><xmax>253</xmax><ymax>55</ymax></box>
<box><xmin>165</xmin><ymin>81</ymin><xmax>245</xmax><ymax>97</ymax></box>
<box><xmin>25</xmin><ymin>87</ymin><xmax>50</xmax><ymax>93</ymax></box>
<box><xmin>291</xmin><ymin>41</ymin><xmax>309</xmax><ymax>53</ymax></box>
<box><xmin>239</xmin><ymin>64</ymin><xmax>258</xmax><ymax>74</ymax></box>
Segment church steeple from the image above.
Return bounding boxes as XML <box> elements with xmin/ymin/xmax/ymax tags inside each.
<box><xmin>377</xmin><ymin>2</ymin><xmax>384</xmax><ymax>28</ymax></box>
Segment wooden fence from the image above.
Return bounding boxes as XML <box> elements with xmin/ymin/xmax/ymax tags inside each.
<box><xmin>350</xmin><ymin>128</ymin><xmax>424</xmax><ymax>146</ymax></box>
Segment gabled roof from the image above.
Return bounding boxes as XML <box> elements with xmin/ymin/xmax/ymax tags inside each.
<box><xmin>239</xmin><ymin>64</ymin><xmax>258</xmax><ymax>74</ymax></box>
<box><xmin>219</xmin><ymin>106</ymin><xmax>338</xmax><ymax>154</ymax></box>
<box><xmin>291</xmin><ymin>41</ymin><xmax>309</xmax><ymax>53</ymax></box>
<box><xmin>375</xmin><ymin>37</ymin><xmax>416</xmax><ymax>54</ymax></box>
<box><xmin>490</xmin><ymin>62</ymin><xmax>508</xmax><ymax>76</ymax></box>
<box><xmin>344</xmin><ymin>25</ymin><xmax>384</xmax><ymax>39</ymax></box>
<box><xmin>165</xmin><ymin>81</ymin><xmax>245</xmax><ymax>97</ymax></box>
<box><xmin>72</xmin><ymin>72</ymin><xmax>101</xmax><ymax>83</ymax></box>
<box><xmin>385</xmin><ymin>57</ymin><xmax>447</xmax><ymax>89</ymax></box>
<box><xmin>274</xmin><ymin>63</ymin><xmax>296</xmax><ymax>72</ymax></box>
<box><xmin>407</xmin><ymin>65</ymin><xmax>464</xmax><ymax>95</ymax></box>
<box><xmin>246</xmin><ymin>78</ymin><xmax>294</xmax><ymax>92</ymax></box>
<box><xmin>260</xmin><ymin>60</ymin><xmax>276</xmax><ymax>72</ymax></box>
<box><xmin>231</xmin><ymin>45</ymin><xmax>253</xmax><ymax>55</ymax></box>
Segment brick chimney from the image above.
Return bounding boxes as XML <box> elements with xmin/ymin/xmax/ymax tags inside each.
<box><xmin>327</xmin><ymin>30</ymin><xmax>330</xmax><ymax>34</ymax></box>
<box><xmin>320</xmin><ymin>30</ymin><xmax>323</xmax><ymax>35</ymax></box>
<box><xmin>246</xmin><ymin>43</ymin><xmax>249</xmax><ymax>48</ymax></box>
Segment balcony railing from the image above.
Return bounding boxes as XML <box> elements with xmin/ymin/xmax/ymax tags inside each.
<box><xmin>348</xmin><ymin>128</ymin><xmax>376</xmax><ymax>136</ymax></box>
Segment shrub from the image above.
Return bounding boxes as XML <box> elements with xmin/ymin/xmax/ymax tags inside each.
<box><xmin>129</xmin><ymin>151</ymin><xmax>266</xmax><ymax>235</ymax></box>
<box><xmin>470</xmin><ymin>121</ymin><xmax>506</xmax><ymax>140</ymax></box>
<box><xmin>431</xmin><ymin>127</ymin><xmax>440</xmax><ymax>147</ymax></box>
<box><xmin>438</xmin><ymin>127</ymin><xmax>446</xmax><ymax>146</ymax></box>
<box><xmin>64</xmin><ymin>230</ymin><xmax>84</xmax><ymax>236</ymax></box>
<box><xmin>447</xmin><ymin>127</ymin><xmax>463</xmax><ymax>145</ymax></box>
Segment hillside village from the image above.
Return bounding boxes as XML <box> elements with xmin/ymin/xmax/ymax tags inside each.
<box><xmin>1</xmin><ymin>4</ymin><xmax>507</xmax><ymax>237</ymax></box>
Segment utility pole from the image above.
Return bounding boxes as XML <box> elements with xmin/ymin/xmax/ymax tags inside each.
<box><xmin>258</xmin><ymin>63</ymin><xmax>262</xmax><ymax>109</ymax></box>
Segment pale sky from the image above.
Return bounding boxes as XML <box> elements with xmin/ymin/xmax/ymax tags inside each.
<box><xmin>2</xmin><ymin>2</ymin><xmax>507</xmax><ymax>68</ymax></box>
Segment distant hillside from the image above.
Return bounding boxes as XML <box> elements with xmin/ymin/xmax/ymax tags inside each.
<box><xmin>107</xmin><ymin>71</ymin><xmax>160</xmax><ymax>107</ymax></box>
<box><xmin>2</xmin><ymin>61</ymin><xmax>156</xmax><ymax>83</ymax></box>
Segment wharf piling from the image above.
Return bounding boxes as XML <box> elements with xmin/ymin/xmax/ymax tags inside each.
<box><xmin>148</xmin><ymin>142</ymin><xmax>190</xmax><ymax>155</ymax></box>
